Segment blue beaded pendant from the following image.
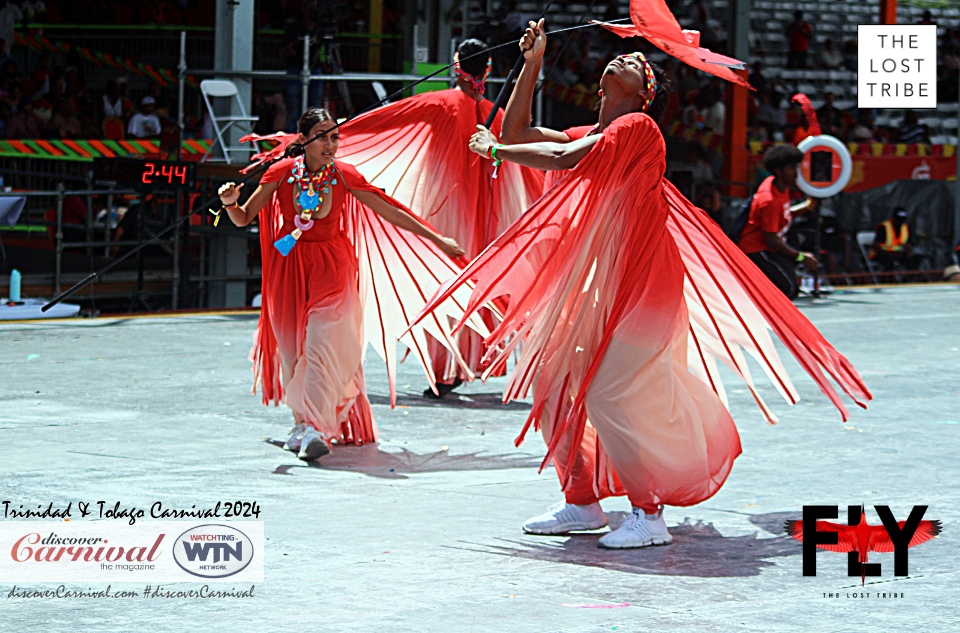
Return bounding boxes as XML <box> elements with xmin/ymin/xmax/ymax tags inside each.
<box><xmin>274</xmin><ymin>233</ymin><xmax>298</xmax><ymax>256</ymax></box>
<box><xmin>298</xmin><ymin>189</ymin><xmax>320</xmax><ymax>210</ymax></box>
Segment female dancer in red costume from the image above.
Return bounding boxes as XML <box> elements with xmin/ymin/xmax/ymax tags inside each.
<box><xmin>242</xmin><ymin>39</ymin><xmax>543</xmax><ymax>397</ymax></box>
<box><xmin>219</xmin><ymin>108</ymin><xmax>479</xmax><ymax>461</ymax></box>
<box><xmin>416</xmin><ymin>21</ymin><xmax>871</xmax><ymax>548</ymax></box>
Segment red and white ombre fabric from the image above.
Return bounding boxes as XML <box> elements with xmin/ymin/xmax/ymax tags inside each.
<box><xmin>252</xmin><ymin>157</ymin><xmax>487</xmax><ymax>445</ymax></box>
<box><xmin>242</xmin><ymin>90</ymin><xmax>543</xmax><ymax>382</ymax></box>
<box><xmin>415</xmin><ymin>113</ymin><xmax>870</xmax><ymax>509</ymax></box>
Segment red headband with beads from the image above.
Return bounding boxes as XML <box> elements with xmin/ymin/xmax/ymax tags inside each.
<box><xmin>619</xmin><ymin>52</ymin><xmax>658</xmax><ymax>113</ymax></box>
<box><xmin>454</xmin><ymin>51</ymin><xmax>492</xmax><ymax>95</ymax></box>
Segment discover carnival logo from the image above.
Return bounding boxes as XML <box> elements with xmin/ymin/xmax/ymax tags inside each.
<box><xmin>11</xmin><ymin>531</ymin><xmax>164</xmax><ymax>566</ymax></box>
<box><xmin>173</xmin><ymin>524</ymin><xmax>255</xmax><ymax>579</ymax></box>
<box><xmin>0</xmin><ymin>522</ymin><xmax>263</xmax><ymax>582</ymax></box>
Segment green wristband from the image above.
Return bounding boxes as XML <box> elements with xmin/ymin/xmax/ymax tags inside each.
<box><xmin>490</xmin><ymin>144</ymin><xmax>502</xmax><ymax>161</ymax></box>
<box><xmin>796</xmin><ymin>252</ymin><xmax>805</xmax><ymax>262</ymax></box>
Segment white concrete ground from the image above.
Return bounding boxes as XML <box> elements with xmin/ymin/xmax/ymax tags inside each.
<box><xmin>1</xmin><ymin>285</ymin><xmax>958</xmax><ymax>632</ymax></box>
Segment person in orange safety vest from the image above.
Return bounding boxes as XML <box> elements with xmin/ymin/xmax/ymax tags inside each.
<box><xmin>870</xmin><ymin>208</ymin><xmax>922</xmax><ymax>270</ymax></box>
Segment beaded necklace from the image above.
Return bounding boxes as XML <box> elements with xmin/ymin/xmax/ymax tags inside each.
<box><xmin>273</xmin><ymin>155</ymin><xmax>338</xmax><ymax>256</ymax></box>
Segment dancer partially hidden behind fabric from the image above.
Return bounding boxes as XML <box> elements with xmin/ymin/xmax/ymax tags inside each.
<box><xmin>416</xmin><ymin>21</ymin><xmax>871</xmax><ymax>549</ymax></box>
<box><xmin>218</xmin><ymin>108</ymin><xmax>471</xmax><ymax>461</ymax></box>
<box><xmin>330</xmin><ymin>38</ymin><xmax>544</xmax><ymax>398</ymax></box>
<box><xmin>239</xmin><ymin>39</ymin><xmax>543</xmax><ymax>399</ymax></box>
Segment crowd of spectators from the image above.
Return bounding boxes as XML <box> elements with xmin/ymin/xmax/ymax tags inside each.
<box><xmin>0</xmin><ymin>54</ymin><xmax>177</xmax><ymax>140</ymax></box>
<box><xmin>746</xmin><ymin>85</ymin><xmax>934</xmax><ymax>147</ymax></box>
<box><xmin>0</xmin><ymin>0</ymin><xmax>956</xmax><ymax>146</ymax></box>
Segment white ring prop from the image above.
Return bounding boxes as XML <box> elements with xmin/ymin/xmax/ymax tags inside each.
<box><xmin>796</xmin><ymin>134</ymin><xmax>853</xmax><ymax>198</ymax></box>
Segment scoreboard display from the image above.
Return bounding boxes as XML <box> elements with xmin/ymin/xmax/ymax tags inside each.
<box><xmin>93</xmin><ymin>158</ymin><xmax>196</xmax><ymax>190</ymax></box>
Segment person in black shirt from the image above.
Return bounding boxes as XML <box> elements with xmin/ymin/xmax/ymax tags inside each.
<box><xmin>281</xmin><ymin>8</ymin><xmax>324</xmax><ymax>132</ymax></box>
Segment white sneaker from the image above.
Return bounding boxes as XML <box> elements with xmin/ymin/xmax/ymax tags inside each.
<box><xmin>297</xmin><ymin>427</ymin><xmax>330</xmax><ymax>461</ymax></box>
<box><xmin>283</xmin><ymin>423</ymin><xmax>307</xmax><ymax>452</ymax></box>
<box><xmin>522</xmin><ymin>502</ymin><xmax>608</xmax><ymax>535</ymax></box>
<box><xmin>598</xmin><ymin>508</ymin><xmax>672</xmax><ymax>549</ymax></box>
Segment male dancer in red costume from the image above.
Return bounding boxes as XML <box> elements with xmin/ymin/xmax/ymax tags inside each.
<box><xmin>416</xmin><ymin>20</ymin><xmax>870</xmax><ymax>548</ymax></box>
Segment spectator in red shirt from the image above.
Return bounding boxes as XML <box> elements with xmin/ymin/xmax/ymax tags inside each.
<box><xmin>738</xmin><ymin>145</ymin><xmax>819</xmax><ymax>298</ymax></box>
<box><xmin>786</xmin><ymin>11</ymin><xmax>813</xmax><ymax>69</ymax></box>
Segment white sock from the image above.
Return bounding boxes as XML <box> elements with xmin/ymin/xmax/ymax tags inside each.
<box><xmin>639</xmin><ymin>507</ymin><xmax>663</xmax><ymax>520</ymax></box>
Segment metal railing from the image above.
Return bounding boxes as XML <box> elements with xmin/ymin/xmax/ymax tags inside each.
<box><xmin>0</xmin><ymin>186</ymin><xmax>192</xmax><ymax>305</ymax></box>
<box><xmin>176</xmin><ymin>30</ymin><xmax>545</xmax><ymax>142</ymax></box>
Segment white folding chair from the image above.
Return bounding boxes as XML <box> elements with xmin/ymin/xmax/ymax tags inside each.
<box><xmin>200</xmin><ymin>80</ymin><xmax>259</xmax><ymax>164</ymax></box>
<box><xmin>371</xmin><ymin>81</ymin><xmax>390</xmax><ymax>106</ymax></box>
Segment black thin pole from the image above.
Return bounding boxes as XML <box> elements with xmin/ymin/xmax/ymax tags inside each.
<box><xmin>532</xmin><ymin>0</ymin><xmax>601</xmax><ymax>100</ymax></box>
<box><xmin>482</xmin><ymin>0</ymin><xmax>556</xmax><ymax>129</ymax></box>
<box><xmin>812</xmin><ymin>200</ymin><xmax>822</xmax><ymax>298</ymax></box>
<box><xmin>42</xmin><ymin>16</ymin><xmax>623</xmax><ymax>312</ymax></box>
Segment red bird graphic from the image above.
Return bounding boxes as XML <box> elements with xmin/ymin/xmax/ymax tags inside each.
<box><xmin>785</xmin><ymin>511</ymin><xmax>941</xmax><ymax>586</ymax></box>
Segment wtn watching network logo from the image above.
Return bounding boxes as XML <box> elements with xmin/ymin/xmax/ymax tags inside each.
<box><xmin>173</xmin><ymin>524</ymin><xmax>255</xmax><ymax>579</ymax></box>
<box><xmin>0</xmin><ymin>521</ymin><xmax>263</xmax><ymax>582</ymax></box>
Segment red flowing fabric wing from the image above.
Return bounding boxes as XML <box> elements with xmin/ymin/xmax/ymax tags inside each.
<box><xmin>338</xmin><ymin>164</ymin><xmax>492</xmax><ymax>405</ymax></box>
<box><xmin>663</xmin><ymin>182</ymin><xmax>871</xmax><ymax>422</ymax></box>
<box><xmin>595</xmin><ymin>0</ymin><xmax>752</xmax><ymax>89</ymax></box>
<box><xmin>336</xmin><ymin>89</ymin><xmax>544</xmax><ymax>257</ymax></box>
<box><xmin>415</xmin><ymin>113</ymin><xmax>870</xmax><ymax>447</ymax></box>
<box><xmin>249</xmin><ymin>182</ymin><xmax>284</xmax><ymax>404</ymax></box>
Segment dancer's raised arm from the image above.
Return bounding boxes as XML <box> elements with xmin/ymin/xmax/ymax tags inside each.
<box><xmin>500</xmin><ymin>19</ymin><xmax>570</xmax><ymax>144</ymax></box>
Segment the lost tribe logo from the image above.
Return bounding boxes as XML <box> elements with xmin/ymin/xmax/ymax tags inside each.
<box><xmin>784</xmin><ymin>505</ymin><xmax>941</xmax><ymax>585</ymax></box>
<box><xmin>172</xmin><ymin>524</ymin><xmax>255</xmax><ymax>579</ymax></box>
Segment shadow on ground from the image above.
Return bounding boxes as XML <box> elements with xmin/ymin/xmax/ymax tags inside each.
<box><xmin>367</xmin><ymin>391</ymin><xmax>532</xmax><ymax>411</ymax></box>
<box><xmin>444</xmin><ymin>512</ymin><xmax>802</xmax><ymax>578</ymax></box>
<box><xmin>266</xmin><ymin>441</ymin><xmax>543</xmax><ymax>479</ymax></box>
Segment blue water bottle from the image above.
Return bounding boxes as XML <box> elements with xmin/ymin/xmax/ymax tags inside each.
<box><xmin>9</xmin><ymin>268</ymin><xmax>21</xmax><ymax>302</ymax></box>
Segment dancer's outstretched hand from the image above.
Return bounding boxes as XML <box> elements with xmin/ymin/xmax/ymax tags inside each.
<box><xmin>435</xmin><ymin>236</ymin><xmax>465</xmax><ymax>258</ymax></box>
<box><xmin>218</xmin><ymin>182</ymin><xmax>243</xmax><ymax>206</ymax></box>
<box><xmin>521</xmin><ymin>19</ymin><xmax>546</xmax><ymax>60</ymax></box>
<box><xmin>469</xmin><ymin>125</ymin><xmax>498</xmax><ymax>157</ymax></box>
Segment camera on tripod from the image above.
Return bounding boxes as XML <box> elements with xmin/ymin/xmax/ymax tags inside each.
<box><xmin>305</xmin><ymin>0</ymin><xmax>351</xmax><ymax>41</ymax></box>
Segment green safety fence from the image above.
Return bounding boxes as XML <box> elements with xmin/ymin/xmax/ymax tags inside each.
<box><xmin>0</xmin><ymin>138</ymin><xmax>213</xmax><ymax>161</ymax></box>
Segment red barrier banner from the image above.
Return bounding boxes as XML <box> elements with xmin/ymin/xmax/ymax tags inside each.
<box><xmin>845</xmin><ymin>154</ymin><xmax>957</xmax><ymax>192</ymax></box>
<box><xmin>747</xmin><ymin>151</ymin><xmax>957</xmax><ymax>193</ymax></box>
